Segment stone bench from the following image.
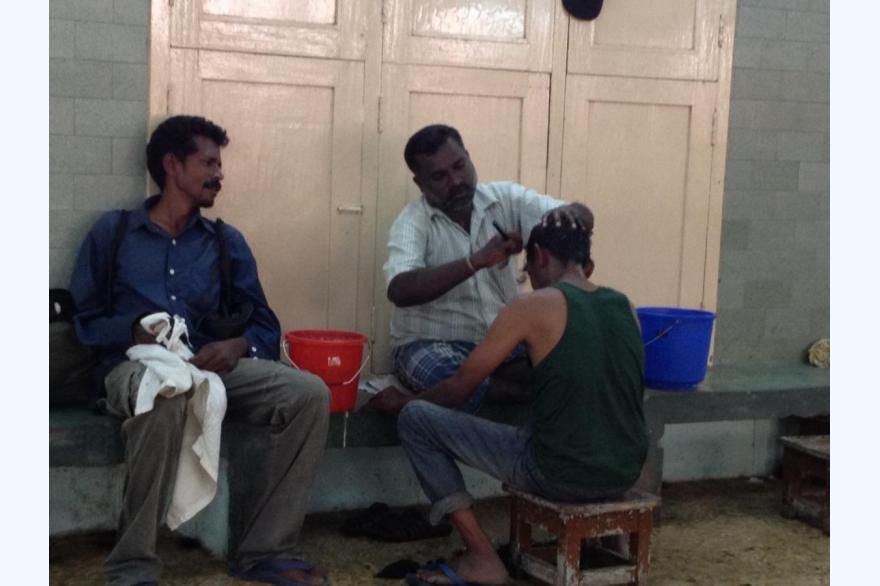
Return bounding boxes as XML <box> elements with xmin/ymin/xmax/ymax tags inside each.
<box><xmin>50</xmin><ymin>364</ymin><xmax>829</xmax><ymax>555</ymax></box>
<box><xmin>49</xmin><ymin>396</ymin><xmax>527</xmax><ymax>556</ymax></box>
<box><xmin>636</xmin><ymin>364</ymin><xmax>830</xmax><ymax>496</ymax></box>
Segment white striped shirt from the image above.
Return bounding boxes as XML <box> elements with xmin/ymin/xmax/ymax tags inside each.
<box><xmin>383</xmin><ymin>181</ymin><xmax>563</xmax><ymax>347</ymax></box>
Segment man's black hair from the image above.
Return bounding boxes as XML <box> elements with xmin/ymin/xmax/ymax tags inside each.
<box><xmin>526</xmin><ymin>212</ymin><xmax>592</xmax><ymax>267</ymax></box>
<box><xmin>146</xmin><ymin>115</ymin><xmax>229</xmax><ymax>188</ymax></box>
<box><xmin>403</xmin><ymin>124</ymin><xmax>465</xmax><ymax>173</ymax></box>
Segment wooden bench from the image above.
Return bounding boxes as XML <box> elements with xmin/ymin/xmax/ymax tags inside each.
<box><xmin>779</xmin><ymin>435</ymin><xmax>829</xmax><ymax>533</ymax></box>
<box><xmin>506</xmin><ymin>487</ymin><xmax>659</xmax><ymax>586</ymax></box>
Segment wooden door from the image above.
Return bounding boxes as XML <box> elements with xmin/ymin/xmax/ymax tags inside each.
<box><xmin>167</xmin><ymin>49</ymin><xmax>366</xmax><ymax>333</ymax></box>
<box><xmin>567</xmin><ymin>0</ymin><xmax>731</xmax><ymax>81</ymax></box>
<box><xmin>372</xmin><ymin>64</ymin><xmax>551</xmax><ymax>369</ymax></box>
<box><xmin>170</xmin><ymin>0</ymin><xmax>368</xmax><ymax>60</ymax></box>
<box><xmin>151</xmin><ymin>0</ymin><xmax>735</xmax><ymax>373</ymax></box>
<box><xmin>560</xmin><ymin>75</ymin><xmax>718</xmax><ymax>309</ymax></box>
<box><xmin>383</xmin><ymin>0</ymin><xmax>555</xmax><ymax>71</ymax></box>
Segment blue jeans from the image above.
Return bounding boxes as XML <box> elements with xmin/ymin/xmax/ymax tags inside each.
<box><xmin>393</xmin><ymin>340</ymin><xmax>526</xmax><ymax>414</ymax></box>
<box><xmin>397</xmin><ymin>401</ymin><xmax>626</xmax><ymax>525</ymax></box>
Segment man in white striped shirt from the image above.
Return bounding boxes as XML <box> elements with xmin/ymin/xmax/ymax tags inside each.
<box><xmin>382</xmin><ymin>124</ymin><xmax>589</xmax><ymax>412</ymax></box>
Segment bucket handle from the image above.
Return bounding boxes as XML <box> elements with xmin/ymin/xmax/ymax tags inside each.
<box><xmin>281</xmin><ymin>337</ymin><xmax>372</xmax><ymax>386</ymax></box>
<box><xmin>643</xmin><ymin>320</ymin><xmax>681</xmax><ymax>347</ymax></box>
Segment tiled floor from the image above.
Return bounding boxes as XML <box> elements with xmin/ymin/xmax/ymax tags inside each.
<box><xmin>50</xmin><ymin>478</ymin><xmax>829</xmax><ymax>585</ymax></box>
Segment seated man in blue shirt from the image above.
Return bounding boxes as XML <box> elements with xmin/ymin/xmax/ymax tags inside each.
<box><xmin>69</xmin><ymin>115</ymin><xmax>330</xmax><ymax>586</ymax></box>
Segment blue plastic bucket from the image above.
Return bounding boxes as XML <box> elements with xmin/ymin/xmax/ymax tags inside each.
<box><xmin>636</xmin><ymin>307</ymin><xmax>716</xmax><ymax>391</ymax></box>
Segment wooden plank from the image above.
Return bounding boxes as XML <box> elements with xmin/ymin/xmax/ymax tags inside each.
<box><xmin>579</xmin><ymin>566</ymin><xmax>637</xmax><ymax>586</ymax></box>
<box><xmin>506</xmin><ymin>487</ymin><xmax>659</xmax><ymax>515</ymax></box>
<box><xmin>519</xmin><ymin>551</ymin><xmax>558</xmax><ymax>584</ymax></box>
<box><xmin>780</xmin><ymin>435</ymin><xmax>829</xmax><ymax>461</ymax></box>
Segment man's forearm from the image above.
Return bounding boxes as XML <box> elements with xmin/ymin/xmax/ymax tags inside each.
<box><xmin>387</xmin><ymin>256</ymin><xmax>475</xmax><ymax>307</ymax></box>
<box><xmin>416</xmin><ymin>377</ymin><xmax>473</xmax><ymax>408</ymax></box>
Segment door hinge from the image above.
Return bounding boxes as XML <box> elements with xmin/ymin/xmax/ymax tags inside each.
<box><xmin>381</xmin><ymin>2</ymin><xmax>388</xmax><ymax>25</ymax></box>
<box><xmin>369</xmin><ymin>305</ymin><xmax>376</xmax><ymax>342</ymax></box>
<box><xmin>711</xmin><ymin>109</ymin><xmax>719</xmax><ymax>146</ymax></box>
<box><xmin>377</xmin><ymin>96</ymin><xmax>384</xmax><ymax>134</ymax></box>
<box><xmin>717</xmin><ymin>14</ymin><xmax>725</xmax><ymax>48</ymax></box>
<box><xmin>169</xmin><ymin>0</ymin><xmax>175</xmax><ymax>7</ymax></box>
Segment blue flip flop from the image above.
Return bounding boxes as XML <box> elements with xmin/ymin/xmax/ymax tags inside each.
<box><xmin>229</xmin><ymin>558</ymin><xmax>329</xmax><ymax>586</ymax></box>
<box><xmin>404</xmin><ymin>562</ymin><xmax>492</xmax><ymax>586</ymax></box>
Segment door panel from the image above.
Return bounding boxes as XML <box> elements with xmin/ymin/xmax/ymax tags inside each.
<box><xmin>560</xmin><ymin>75</ymin><xmax>716</xmax><ymax>308</ymax></box>
<box><xmin>372</xmin><ymin>64</ymin><xmax>550</xmax><ymax>369</ymax></box>
<box><xmin>170</xmin><ymin>0</ymin><xmax>368</xmax><ymax>60</ymax></box>
<box><xmin>384</xmin><ymin>0</ymin><xmax>554</xmax><ymax>71</ymax></box>
<box><xmin>169</xmin><ymin>49</ymin><xmax>365</xmax><ymax>333</ymax></box>
<box><xmin>567</xmin><ymin>0</ymin><xmax>726</xmax><ymax>81</ymax></box>
<box><xmin>151</xmin><ymin>0</ymin><xmax>735</xmax><ymax>375</ymax></box>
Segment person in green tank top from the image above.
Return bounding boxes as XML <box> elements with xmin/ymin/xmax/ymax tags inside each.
<box><xmin>369</xmin><ymin>208</ymin><xmax>647</xmax><ymax>586</ymax></box>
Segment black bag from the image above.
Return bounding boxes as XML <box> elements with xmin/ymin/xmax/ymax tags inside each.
<box><xmin>197</xmin><ymin>218</ymin><xmax>254</xmax><ymax>339</ymax></box>
<box><xmin>50</xmin><ymin>288</ymin><xmax>76</xmax><ymax>323</ymax></box>
<box><xmin>49</xmin><ymin>291</ymin><xmax>97</xmax><ymax>406</ymax></box>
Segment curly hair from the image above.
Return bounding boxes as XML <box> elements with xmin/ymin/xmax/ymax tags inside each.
<box><xmin>403</xmin><ymin>124</ymin><xmax>465</xmax><ymax>173</ymax></box>
<box><xmin>526</xmin><ymin>211</ymin><xmax>592</xmax><ymax>267</ymax></box>
<box><xmin>146</xmin><ymin>115</ymin><xmax>229</xmax><ymax>188</ymax></box>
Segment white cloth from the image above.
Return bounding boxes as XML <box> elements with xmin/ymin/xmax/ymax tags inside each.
<box><xmin>126</xmin><ymin>312</ymin><xmax>228</xmax><ymax>530</ymax></box>
<box><xmin>383</xmin><ymin>181</ymin><xmax>562</xmax><ymax>346</ymax></box>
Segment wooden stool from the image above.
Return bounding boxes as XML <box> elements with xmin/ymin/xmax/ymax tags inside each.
<box><xmin>505</xmin><ymin>487</ymin><xmax>659</xmax><ymax>585</ymax></box>
<box><xmin>780</xmin><ymin>435</ymin><xmax>829</xmax><ymax>533</ymax></box>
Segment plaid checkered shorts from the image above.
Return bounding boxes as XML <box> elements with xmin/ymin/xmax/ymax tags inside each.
<box><xmin>392</xmin><ymin>339</ymin><xmax>526</xmax><ymax>414</ymax></box>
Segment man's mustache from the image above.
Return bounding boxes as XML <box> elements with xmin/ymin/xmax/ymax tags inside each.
<box><xmin>203</xmin><ymin>180</ymin><xmax>222</xmax><ymax>191</ymax></box>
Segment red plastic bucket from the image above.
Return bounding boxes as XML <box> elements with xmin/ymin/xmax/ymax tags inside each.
<box><xmin>284</xmin><ymin>329</ymin><xmax>368</xmax><ymax>412</ymax></box>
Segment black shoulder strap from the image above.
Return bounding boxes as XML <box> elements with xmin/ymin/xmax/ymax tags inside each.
<box><xmin>213</xmin><ymin>218</ymin><xmax>233</xmax><ymax>317</ymax></box>
<box><xmin>104</xmin><ymin>212</ymin><xmax>233</xmax><ymax>317</ymax></box>
<box><xmin>106</xmin><ymin>210</ymin><xmax>129</xmax><ymax>315</ymax></box>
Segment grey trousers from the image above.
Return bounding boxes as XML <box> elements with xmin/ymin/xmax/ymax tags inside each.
<box><xmin>100</xmin><ymin>358</ymin><xmax>330</xmax><ymax>586</ymax></box>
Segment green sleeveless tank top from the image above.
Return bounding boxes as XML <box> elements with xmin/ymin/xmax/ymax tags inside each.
<box><xmin>528</xmin><ymin>282</ymin><xmax>648</xmax><ymax>489</ymax></box>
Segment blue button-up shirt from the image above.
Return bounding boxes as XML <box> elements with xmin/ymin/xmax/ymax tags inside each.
<box><xmin>69</xmin><ymin>195</ymin><xmax>281</xmax><ymax>392</ymax></box>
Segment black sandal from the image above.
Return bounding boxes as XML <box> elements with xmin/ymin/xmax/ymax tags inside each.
<box><xmin>340</xmin><ymin>502</ymin><xmax>390</xmax><ymax>537</ymax></box>
<box><xmin>341</xmin><ymin>503</ymin><xmax>452</xmax><ymax>542</ymax></box>
<box><xmin>363</xmin><ymin>508</ymin><xmax>452</xmax><ymax>542</ymax></box>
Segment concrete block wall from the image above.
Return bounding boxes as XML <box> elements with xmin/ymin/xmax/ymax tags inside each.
<box><xmin>49</xmin><ymin>0</ymin><xmax>149</xmax><ymax>288</ymax></box>
<box><xmin>662</xmin><ymin>0</ymin><xmax>829</xmax><ymax>482</ymax></box>
<box><xmin>714</xmin><ymin>0</ymin><xmax>830</xmax><ymax>366</ymax></box>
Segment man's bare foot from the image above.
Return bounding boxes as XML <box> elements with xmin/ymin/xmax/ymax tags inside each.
<box><xmin>416</xmin><ymin>549</ymin><xmax>508</xmax><ymax>585</ymax></box>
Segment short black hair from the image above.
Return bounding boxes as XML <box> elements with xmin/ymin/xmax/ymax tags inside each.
<box><xmin>146</xmin><ymin>115</ymin><xmax>229</xmax><ymax>188</ymax></box>
<box><xmin>404</xmin><ymin>124</ymin><xmax>465</xmax><ymax>173</ymax></box>
<box><xmin>526</xmin><ymin>212</ymin><xmax>592</xmax><ymax>267</ymax></box>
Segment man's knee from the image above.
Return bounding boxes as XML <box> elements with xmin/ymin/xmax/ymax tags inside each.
<box><xmin>103</xmin><ymin>361</ymin><xmax>149</xmax><ymax>418</ymax></box>
<box><xmin>276</xmin><ymin>367</ymin><xmax>331</xmax><ymax>413</ymax></box>
<box><xmin>146</xmin><ymin>392</ymin><xmax>187</xmax><ymax>418</ymax></box>
<box><xmin>398</xmin><ymin>400</ymin><xmax>435</xmax><ymax>441</ymax></box>
<box><xmin>123</xmin><ymin>393</ymin><xmax>188</xmax><ymax>442</ymax></box>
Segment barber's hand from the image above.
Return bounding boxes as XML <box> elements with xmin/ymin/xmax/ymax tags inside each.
<box><xmin>190</xmin><ymin>337</ymin><xmax>248</xmax><ymax>374</ymax></box>
<box><xmin>367</xmin><ymin>387</ymin><xmax>412</xmax><ymax>413</ymax></box>
<box><xmin>471</xmin><ymin>233</ymin><xmax>523</xmax><ymax>271</ymax></box>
